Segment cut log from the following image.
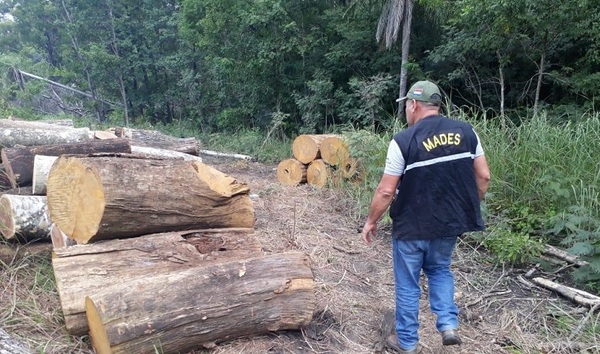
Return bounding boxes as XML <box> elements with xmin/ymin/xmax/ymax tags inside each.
<box><xmin>340</xmin><ymin>157</ymin><xmax>362</xmax><ymax>179</ymax></box>
<box><xmin>86</xmin><ymin>251</ymin><xmax>315</xmax><ymax>354</ymax></box>
<box><xmin>276</xmin><ymin>158</ymin><xmax>307</xmax><ymax>186</ymax></box>
<box><xmin>130</xmin><ymin>145</ymin><xmax>203</xmax><ymax>162</ymax></box>
<box><xmin>0</xmin><ymin>328</ymin><xmax>32</xmax><ymax>354</ymax></box>
<box><xmin>543</xmin><ymin>244</ymin><xmax>589</xmax><ymax>267</ymax></box>
<box><xmin>0</xmin><ymin>120</ymin><xmax>93</xmax><ymax>149</ymax></box>
<box><xmin>0</xmin><ymin>195</ymin><xmax>51</xmax><ymax>242</ymax></box>
<box><xmin>110</xmin><ymin>127</ymin><xmax>199</xmax><ymax>155</ymax></box>
<box><xmin>46</xmin><ymin>155</ymin><xmax>254</xmax><ymax>243</ymax></box>
<box><xmin>292</xmin><ymin>134</ymin><xmax>337</xmax><ymax>164</ymax></box>
<box><xmin>198</xmin><ymin>149</ymin><xmax>253</xmax><ymax>161</ymax></box>
<box><xmin>52</xmin><ymin>229</ymin><xmax>260</xmax><ymax>335</ymax></box>
<box><xmin>7</xmin><ymin>116</ymin><xmax>74</xmax><ymax>127</ymax></box>
<box><xmin>49</xmin><ymin>223</ymin><xmax>75</xmax><ymax>249</ymax></box>
<box><xmin>306</xmin><ymin>159</ymin><xmax>329</xmax><ymax>188</ymax></box>
<box><xmin>32</xmin><ymin>155</ymin><xmax>57</xmax><ymax>195</ymax></box>
<box><xmin>0</xmin><ymin>242</ymin><xmax>53</xmax><ymax>265</ymax></box>
<box><xmin>320</xmin><ymin>136</ymin><xmax>350</xmax><ymax>166</ymax></box>
<box><xmin>531</xmin><ymin>277</ymin><xmax>600</xmax><ymax>307</ymax></box>
<box><xmin>1</xmin><ymin>139</ymin><xmax>131</xmax><ymax>188</ymax></box>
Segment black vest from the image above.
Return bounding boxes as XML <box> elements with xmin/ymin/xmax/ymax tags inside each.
<box><xmin>389</xmin><ymin>115</ymin><xmax>484</xmax><ymax>240</ymax></box>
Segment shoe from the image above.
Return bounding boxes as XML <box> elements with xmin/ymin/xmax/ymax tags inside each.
<box><xmin>386</xmin><ymin>334</ymin><xmax>418</xmax><ymax>353</ymax></box>
<box><xmin>441</xmin><ymin>329</ymin><xmax>462</xmax><ymax>346</ymax></box>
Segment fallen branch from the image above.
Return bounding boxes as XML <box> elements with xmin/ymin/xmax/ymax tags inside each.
<box><xmin>543</xmin><ymin>245</ymin><xmax>589</xmax><ymax>267</ymax></box>
<box><xmin>199</xmin><ymin>149</ymin><xmax>254</xmax><ymax>161</ymax></box>
<box><xmin>531</xmin><ymin>277</ymin><xmax>600</xmax><ymax>308</ymax></box>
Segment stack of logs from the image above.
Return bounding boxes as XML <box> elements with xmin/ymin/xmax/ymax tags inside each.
<box><xmin>0</xmin><ymin>118</ymin><xmax>316</xmax><ymax>354</ymax></box>
<box><xmin>276</xmin><ymin>134</ymin><xmax>360</xmax><ymax>187</ymax></box>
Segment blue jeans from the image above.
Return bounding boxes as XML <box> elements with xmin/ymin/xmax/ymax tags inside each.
<box><xmin>392</xmin><ymin>236</ymin><xmax>459</xmax><ymax>350</ymax></box>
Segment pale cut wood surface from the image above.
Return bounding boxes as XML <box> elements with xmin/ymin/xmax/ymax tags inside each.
<box><xmin>320</xmin><ymin>136</ymin><xmax>350</xmax><ymax>166</ymax></box>
<box><xmin>306</xmin><ymin>159</ymin><xmax>328</xmax><ymax>188</ymax></box>
<box><xmin>52</xmin><ymin>229</ymin><xmax>260</xmax><ymax>336</ymax></box>
<box><xmin>86</xmin><ymin>251</ymin><xmax>315</xmax><ymax>354</ymax></box>
<box><xmin>276</xmin><ymin>158</ymin><xmax>307</xmax><ymax>186</ymax></box>
<box><xmin>291</xmin><ymin>134</ymin><xmax>337</xmax><ymax>164</ymax></box>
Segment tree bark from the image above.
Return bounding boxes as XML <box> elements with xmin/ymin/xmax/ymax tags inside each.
<box><xmin>46</xmin><ymin>155</ymin><xmax>255</xmax><ymax>244</ymax></box>
<box><xmin>198</xmin><ymin>149</ymin><xmax>253</xmax><ymax>161</ymax></box>
<box><xmin>276</xmin><ymin>159</ymin><xmax>307</xmax><ymax>186</ymax></box>
<box><xmin>320</xmin><ymin>136</ymin><xmax>350</xmax><ymax>166</ymax></box>
<box><xmin>111</xmin><ymin>127</ymin><xmax>199</xmax><ymax>155</ymax></box>
<box><xmin>52</xmin><ymin>229</ymin><xmax>260</xmax><ymax>335</ymax></box>
<box><xmin>0</xmin><ymin>195</ymin><xmax>51</xmax><ymax>242</ymax></box>
<box><xmin>0</xmin><ymin>328</ymin><xmax>32</xmax><ymax>354</ymax></box>
<box><xmin>396</xmin><ymin>0</ymin><xmax>414</xmax><ymax>118</ymax></box>
<box><xmin>0</xmin><ymin>126</ymin><xmax>92</xmax><ymax>149</ymax></box>
<box><xmin>543</xmin><ymin>244</ymin><xmax>589</xmax><ymax>268</ymax></box>
<box><xmin>531</xmin><ymin>277</ymin><xmax>600</xmax><ymax>307</ymax></box>
<box><xmin>292</xmin><ymin>134</ymin><xmax>337</xmax><ymax>164</ymax></box>
<box><xmin>306</xmin><ymin>159</ymin><xmax>328</xmax><ymax>188</ymax></box>
<box><xmin>533</xmin><ymin>52</ymin><xmax>545</xmax><ymax>118</ymax></box>
<box><xmin>1</xmin><ymin>139</ymin><xmax>131</xmax><ymax>188</ymax></box>
<box><xmin>0</xmin><ymin>118</ymin><xmax>76</xmax><ymax>131</ymax></box>
<box><xmin>86</xmin><ymin>251</ymin><xmax>315</xmax><ymax>354</ymax></box>
<box><xmin>130</xmin><ymin>145</ymin><xmax>203</xmax><ymax>162</ymax></box>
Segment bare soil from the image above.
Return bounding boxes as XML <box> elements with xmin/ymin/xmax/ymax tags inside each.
<box><xmin>1</xmin><ymin>156</ymin><xmax>599</xmax><ymax>354</ymax></box>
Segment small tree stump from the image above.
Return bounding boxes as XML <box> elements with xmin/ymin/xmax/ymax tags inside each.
<box><xmin>276</xmin><ymin>159</ymin><xmax>307</xmax><ymax>186</ymax></box>
<box><xmin>306</xmin><ymin>159</ymin><xmax>329</xmax><ymax>188</ymax></box>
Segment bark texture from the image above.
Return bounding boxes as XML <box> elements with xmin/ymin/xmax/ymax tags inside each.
<box><xmin>52</xmin><ymin>229</ymin><xmax>260</xmax><ymax>335</ymax></box>
<box><xmin>111</xmin><ymin>127</ymin><xmax>199</xmax><ymax>155</ymax></box>
<box><xmin>86</xmin><ymin>251</ymin><xmax>315</xmax><ymax>354</ymax></box>
<box><xmin>1</xmin><ymin>139</ymin><xmax>131</xmax><ymax>188</ymax></box>
<box><xmin>46</xmin><ymin>155</ymin><xmax>255</xmax><ymax>243</ymax></box>
<box><xmin>0</xmin><ymin>328</ymin><xmax>32</xmax><ymax>354</ymax></box>
<box><xmin>130</xmin><ymin>145</ymin><xmax>203</xmax><ymax>162</ymax></box>
<box><xmin>0</xmin><ymin>195</ymin><xmax>50</xmax><ymax>241</ymax></box>
<box><xmin>0</xmin><ymin>126</ymin><xmax>91</xmax><ymax>148</ymax></box>
<box><xmin>32</xmin><ymin>155</ymin><xmax>57</xmax><ymax>195</ymax></box>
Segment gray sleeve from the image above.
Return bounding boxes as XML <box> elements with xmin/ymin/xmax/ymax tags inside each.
<box><xmin>473</xmin><ymin>128</ymin><xmax>484</xmax><ymax>157</ymax></box>
<box><xmin>383</xmin><ymin>140</ymin><xmax>405</xmax><ymax>176</ymax></box>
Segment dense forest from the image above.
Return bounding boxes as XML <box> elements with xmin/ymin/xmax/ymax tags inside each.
<box><xmin>1</xmin><ymin>0</ymin><xmax>599</xmax><ymax>130</ymax></box>
<box><xmin>0</xmin><ymin>0</ymin><xmax>599</xmax><ymax>290</ymax></box>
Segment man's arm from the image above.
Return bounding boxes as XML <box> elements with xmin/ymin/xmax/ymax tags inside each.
<box><xmin>361</xmin><ymin>173</ymin><xmax>400</xmax><ymax>243</ymax></box>
<box><xmin>473</xmin><ymin>155</ymin><xmax>491</xmax><ymax>200</ymax></box>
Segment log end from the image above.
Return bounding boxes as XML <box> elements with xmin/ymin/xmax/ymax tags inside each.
<box><xmin>86</xmin><ymin>296</ymin><xmax>112</xmax><ymax>354</ymax></box>
<box><xmin>306</xmin><ymin>159</ymin><xmax>328</xmax><ymax>188</ymax></box>
<box><xmin>320</xmin><ymin>137</ymin><xmax>350</xmax><ymax>166</ymax></box>
<box><xmin>0</xmin><ymin>195</ymin><xmax>16</xmax><ymax>239</ymax></box>
<box><xmin>46</xmin><ymin>157</ymin><xmax>105</xmax><ymax>244</ymax></box>
<box><xmin>276</xmin><ymin>159</ymin><xmax>307</xmax><ymax>186</ymax></box>
<box><xmin>292</xmin><ymin>135</ymin><xmax>321</xmax><ymax>164</ymax></box>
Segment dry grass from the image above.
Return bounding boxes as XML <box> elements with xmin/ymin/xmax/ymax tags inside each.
<box><xmin>1</xmin><ymin>157</ymin><xmax>599</xmax><ymax>353</ymax></box>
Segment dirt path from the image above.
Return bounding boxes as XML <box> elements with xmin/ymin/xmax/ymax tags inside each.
<box><xmin>200</xmin><ymin>157</ymin><xmax>583</xmax><ymax>354</ymax></box>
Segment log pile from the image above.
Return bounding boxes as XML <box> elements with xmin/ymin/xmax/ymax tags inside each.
<box><xmin>0</xmin><ymin>119</ymin><xmax>316</xmax><ymax>354</ymax></box>
<box><xmin>277</xmin><ymin>134</ymin><xmax>361</xmax><ymax>187</ymax></box>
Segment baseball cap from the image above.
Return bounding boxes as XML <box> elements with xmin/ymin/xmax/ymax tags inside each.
<box><xmin>396</xmin><ymin>80</ymin><xmax>442</xmax><ymax>104</ymax></box>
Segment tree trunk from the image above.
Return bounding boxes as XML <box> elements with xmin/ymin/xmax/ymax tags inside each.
<box><xmin>320</xmin><ymin>136</ymin><xmax>350</xmax><ymax>166</ymax></box>
<box><xmin>292</xmin><ymin>134</ymin><xmax>337</xmax><ymax>164</ymax></box>
<box><xmin>306</xmin><ymin>159</ymin><xmax>328</xmax><ymax>188</ymax></box>
<box><xmin>0</xmin><ymin>195</ymin><xmax>51</xmax><ymax>242</ymax></box>
<box><xmin>533</xmin><ymin>52</ymin><xmax>545</xmax><ymax>118</ymax></box>
<box><xmin>396</xmin><ymin>0</ymin><xmax>414</xmax><ymax>118</ymax></box>
<box><xmin>0</xmin><ymin>127</ymin><xmax>92</xmax><ymax>150</ymax></box>
<box><xmin>0</xmin><ymin>328</ymin><xmax>32</xmax><ymax>354</ymax></box>
<box><xmin>6</xmin><ymin>117</ymin><xmax>74</xmax><ymax>127</ymax></box>
<box><xmin>276</xmin><ymin>159</ymin><xmax>307</xmax><ymax>186</ymax></box>
<box><xmin>46</xmin><ymin>155</ymin><xmax>255</xmax><ymax>244</ymax></box>
<box><xmin>32</xmin><ymin>155</ymin><xmax>57</xmax><ymax>195</ymax></box>
<box><xmin>130</xmin><ymin>145</ymin><xmax>203</xmax><ymax>162</ymax></box>
<box><xmin>496</xmin><ymin>51</ymin><xmax>505</xmax><ymax>118</ymax></box>
<box><xmin>0</xmin><ymin>118</ymin><xmax>76</xmax><ymax>131</ymax></box>
<box><xmin>52</xmin><ymin>229</ymin><xmax>260</xmax><ymax>335</ymax></box>
<box><xmin>111</xmin><ymin>127</ymin><xmax>199</xmax><ymax>155</ymax></box>
<box><xmin>531</xmin><ymin>277</ymin><xmax>600</xmax><ymax>307</ymax></box>
<box><xmin>86</xmin><ymin>251</ymin><xmax>315</xmax><ymax>354</ymax></box>
<box><xmin>198</xmin><ymin>149</ymin><xmax>253</xmax><ymax>161</ymax></box>
<box><xmin>1</xmin><ymin>139</ymin><xmax>131</xmax><ymax>188</ymax></box>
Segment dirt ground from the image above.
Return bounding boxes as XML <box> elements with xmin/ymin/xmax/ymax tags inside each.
<box><xmin>1</xmin><ymin>156</ymin><xmax>599</xmax><ymax>354</ymax></box>
<box><xmin>197</xmin><ymin>157</ymin><xmax>599</xmax><ymax>354</ymax></box>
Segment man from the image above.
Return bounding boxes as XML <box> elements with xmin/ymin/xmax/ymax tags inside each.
<box><xmin>361</xmin><ymin>81</ymin><xmax>491</xmax><ymax>353</ymax></box>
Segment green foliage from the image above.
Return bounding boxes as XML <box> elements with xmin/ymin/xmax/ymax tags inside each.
<box><xmin>199</xmin><ymin>128</ymin><xmax>291</xmax><ymax>164</ymax></box>
<box><xmin>481</xmin><ymin>226</ymin><xmax>545</xmax><ymax>266</ymax></box>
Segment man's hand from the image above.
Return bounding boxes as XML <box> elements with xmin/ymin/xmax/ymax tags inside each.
<box><xmin>362</xmin><ymin>221</ymin><xmax>377</xmax><ymax>244</ymax></box>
